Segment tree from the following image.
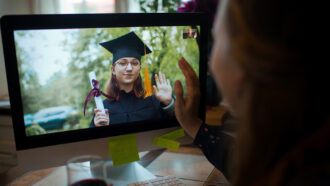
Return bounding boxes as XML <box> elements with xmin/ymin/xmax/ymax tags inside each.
<box><xmin>138</xmin><ymin>0</ymin><xmax>182</xmax><ymax>13</ymax></box>
<box><xmin>16</xmin><ymin>41</ymin><xmax>43</xmax><ymax>114</ymax></box>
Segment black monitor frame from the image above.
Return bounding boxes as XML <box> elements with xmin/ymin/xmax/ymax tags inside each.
<box><xmin>1</xmin><ymin>13</ymin><xmax>209</xmax><ymax>150</ymax></box>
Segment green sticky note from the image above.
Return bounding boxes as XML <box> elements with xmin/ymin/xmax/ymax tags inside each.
<box><xmin>153</xmin><ymin>137</ymin><xmax>180</xmax><ymax>151</ymax></box>
<box><xmin>108</xmin><ymin>134</ymin><xmax>140</xmax><ymax>167</ymax></box>
<box><xmin>160</xmin><ymin>128</ymin><xmax>185</xmax><ymax>140</ymax></box>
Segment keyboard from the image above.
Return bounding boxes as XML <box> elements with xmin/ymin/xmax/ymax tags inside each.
<box><xmin>127</xmin><ymin>175</ymin><xmax>185</xmax><ymax>186</ymax></box>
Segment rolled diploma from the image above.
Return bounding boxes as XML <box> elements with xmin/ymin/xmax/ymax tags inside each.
<box><xmin>89</xmin><ymin>71</ymin><xmax>106</xmax><ymax>115</ymax></box>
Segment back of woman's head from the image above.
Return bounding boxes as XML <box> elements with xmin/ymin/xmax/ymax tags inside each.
<box><xmin>222</xmin><ymin>0</ymin><xmax>329</xmax><ymax>185</ymax></box>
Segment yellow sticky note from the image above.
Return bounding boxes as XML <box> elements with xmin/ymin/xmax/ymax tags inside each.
<box><xmin>108</xmin><ymin>134</ymin><xmax>140</xmax><ymax>167</ymax></box>
<box><xmin>153</xmin><ymin>137</ymin><xmax>180</xmax><ymax>151</ymax></box>
<box><xmin>160</xmin><ymin>128</ymin><xmax>185</xmax><ymax>140</ymax></box>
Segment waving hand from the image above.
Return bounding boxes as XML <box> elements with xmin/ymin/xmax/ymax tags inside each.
<box><xmin>153</xmin><ymin>71</ymin><xmax>173</xmax><ymax>106</ymax></box>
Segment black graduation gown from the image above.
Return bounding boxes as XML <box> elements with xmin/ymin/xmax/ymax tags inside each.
<box><xmin>90</xmin><ymin>91</ymin><xmax>172</xmax><ymax>127</ymax></box>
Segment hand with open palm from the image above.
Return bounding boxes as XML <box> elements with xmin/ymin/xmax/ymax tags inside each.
<box><xmin>153</xmin><ymin>71</ymin><xmax>173</xmax><ymax>106</ymax></box>
<box><xmin>174</xmin><ymin>57</ymin><xmax>202</xmax><ymax>138</ymax></box>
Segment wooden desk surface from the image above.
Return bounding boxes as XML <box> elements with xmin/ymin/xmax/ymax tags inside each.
<box><xmin>3</xmin><ymin>106</ymin><xmax>229</xmax><ymax>186</ymax></box>
<box><xmin>205</xmin><ymin>106</ymin><xmax>228</xmax><ymax>126</ymax></box>
<box><xmin>7</xmin><ymin>145</ymin><xmax>229</xmax><ymax>186</ymax></box>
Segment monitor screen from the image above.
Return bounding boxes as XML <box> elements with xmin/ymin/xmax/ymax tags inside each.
<box><xmin>1</xmin><ymin>13</ymin><xmax>208</xmax><ymax>151</ymax></box>
<box><xmin>14</xmin><ymin>26</ymin><xmax>200</xmax><ymax>135</ymax></box>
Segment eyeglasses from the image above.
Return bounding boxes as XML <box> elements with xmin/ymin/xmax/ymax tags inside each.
<box><xmin>115</xmin><ymin>61</ymin><xmax>140</xmax><ymax>68</ymax></box>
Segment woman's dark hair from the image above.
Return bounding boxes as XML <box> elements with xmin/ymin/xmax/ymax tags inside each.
<box><xmin>106</xmin><ymin>73</ymin><xmax>145</xmax><ymax>102</ymax></box>
<box><xmin>222</xmin><ymin>0</ymin><xmax>329</xmax><ymax>185</ymax></box>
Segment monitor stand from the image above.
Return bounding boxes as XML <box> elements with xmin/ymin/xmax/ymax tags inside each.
<box><xmin>33</xmin><ymin>161</ymin><xmax>156</xmax><ymax>186</ymax></box>
<box><xmin>105</xmin><ymin>161</ymin><xmax>156</xmax><ymax>185</ymax></box>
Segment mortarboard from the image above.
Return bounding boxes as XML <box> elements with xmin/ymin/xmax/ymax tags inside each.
<box><xmin>100</xmin><ymin>31</ymin><xmax>152</xmax><ymax>64</ymax></box>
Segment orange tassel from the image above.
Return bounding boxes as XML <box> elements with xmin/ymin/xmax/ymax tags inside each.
<box><xmin>144</xmin><ymin>66</ymin><xmax>152</xmax><ymax>97</ymax></box>
<box><xmin>143</xmin><ymin>42</ymin><xmax>152</xmax><ymax>98</ymax></box>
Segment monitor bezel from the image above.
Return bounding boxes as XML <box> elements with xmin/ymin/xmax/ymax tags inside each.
<box><xmin>1</xmin><ymin>13</ymin><xmax>209</xmax><ymax>150</ymax></box>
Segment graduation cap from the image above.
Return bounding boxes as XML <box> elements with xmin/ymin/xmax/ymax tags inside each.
<box><xmin>100</xmin><ymin>32</ymin><xmax>152</xmax><ymax>64</ymax></box>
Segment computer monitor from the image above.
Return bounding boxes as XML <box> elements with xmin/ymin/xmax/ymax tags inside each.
<box><xmin>1</xmin><ymin>13</ymin><xmax>208</xmax><ymax>171</ymax></box>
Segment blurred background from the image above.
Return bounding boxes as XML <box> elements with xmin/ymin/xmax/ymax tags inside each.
<box><xmin>1</xmin><ymin>0</ymin><xmax>193</xmax><ymax>101</ymax></box>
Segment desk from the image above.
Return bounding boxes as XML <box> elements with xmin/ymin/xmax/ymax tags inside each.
<box><xmin>4</xmin><ymin>106</ymin><xmax>231</xmax><ymax>185</ymax></box>
<box><xmin>7</xmin><ymin>145</ymin><xmax>229</xmax><ymax>186</ymax></box>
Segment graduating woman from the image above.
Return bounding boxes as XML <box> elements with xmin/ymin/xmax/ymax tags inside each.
<box><xmin>90</xmin><ymin>32</ymin><xmax>174</xmax><ymax>127</ymax></box>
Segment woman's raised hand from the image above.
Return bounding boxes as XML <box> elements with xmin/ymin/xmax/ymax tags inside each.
<box><xmin>174</xmin><ymin>57</ymin><xmax>202</xmax><ymax>138</ymax></box>
<box><xmin>153</xmin><ymin>71</ymin><xmax>173</xmax><ymax>106</ymax></box>
<box><xmin>94</xmin><ymin>109</ymin><xmax>109</xmax><ymax>127</ymax></box>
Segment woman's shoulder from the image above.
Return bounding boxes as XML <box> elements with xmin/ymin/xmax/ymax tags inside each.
<box><xmin>256</xmin><ymin>125</ymin><xmax>330</xmax><ymax>186</ymax></box>
<box><xmin>145</xmin><ymin>94</ymin><xmax>157</xmax><ymax>101</ymax></box>
<box><xmin>103</xmin><ymin>99</ymin><xmax>110</xmax><ymax>103</ymax></box>
<box><xmin>103</xmin><ymin>99</ymin><xmax>115</xmax><ymax>107</ymax></box>
<box><xmin>102</xmin><ymin>96</ymin><xmax>155</xmax><ymax>108</ymax></box>
<box><xmin>147</xmin><ymin>95</ymin><xmax>162</xmax><ymax>106</ymax></box>
<box><xmin>287</xmin><ymin>157</ymin><xmax>330</xmax><ymax>185</ymax></box>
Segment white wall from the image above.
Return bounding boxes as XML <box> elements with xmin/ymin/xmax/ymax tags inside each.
<box><xmin>0</xmin><ymin>0</ymin><xmax>32</xmax><ymax>98</ymax></box>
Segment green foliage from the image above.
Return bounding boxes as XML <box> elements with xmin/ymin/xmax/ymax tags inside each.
<box><xmin>25</xmin><ymin>123</ymin><xmax>46</xmax><ymax>136</ymax></box>
<box><xmin>16</xmin><ymin>43</ymin><xmax>42</xmax><ymax>114</ymax></box>
<box><xmin>137</xmin><ymin>26</ymin><xmax>199</xmax><ymax>96</ymax></box>
<box><xmin>79</xmin><ymin>116</ymin><xmax>92</xmax><ymax>129</ymax></box>
<box><xmin>66</xmin><ymin>114</ymin><xmax>80</xmax><ymax>125</ymax></box>
<box><xmin>66</xmin><ymin>112</ymin><xmax>90</xmax><ymax>130</ymax></box>
<box><xmin>138</xmin><ymin>0</ymin><xmax>182</xmax><ymax>13</ymax></box>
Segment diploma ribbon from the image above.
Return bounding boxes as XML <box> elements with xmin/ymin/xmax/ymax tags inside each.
<box><xmin>83</xmin><ymin>79</ymin><xmax>111</xmax><ymax>116</ymax></box>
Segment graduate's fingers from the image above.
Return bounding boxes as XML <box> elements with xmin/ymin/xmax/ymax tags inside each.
<box><xmin>95</xmin><ymin>117</ymin><xmax>108</xmax><ymax>123</ymax></box>
<box><xmin>161</xmin><ymin>72</ymin><xmax>166</xmax><ymax>84</ymax></box>
<box><xmin>155</xmin><ymin>74</ymin><xmax>160</xmax><ymax>87</ymax></box>
<box><xmin>167</xmin><ymin>79</ymin><xmax>170</xmax><ymax>86</ymax></box>
<box><xmin>96</xmin><ymin>114</ymin><xmax>108</xmax><ymax>121</ymax></box>
<box><xmin>94</xmin><ymin>116</ymin><xmax>109</xmax><ymax>126</ymax></box>
<box><xmin>97</xmin><ymin>117</ymin><xmax>108</xmax><ymax>122</ymax></box>
<box><xmin>94</xmin><ymin>109</ymin><xmax>100</xmax><ymax>114</ymax></box>
<box><xmin>94</xmin><ymin>109</ymin><xmax>108</xmax><ymax>115</ymax></box>
<box><xmin>95</xmin><ymin>119</ymin><xmax>109</xmax><ymax>126</ymax></box>
<box><xmin>95</xmin><ymin>109</ymin><xmax>107</xmax><ymax>118</ymax></box>
<box><xmin>153</xmin><ymin>85</ymin><xmax>158</xmax><ymax>95</ymax></box>
<box><xmin>158</xmin><ymin>71</ymin><xmax>164</xmax><ymax>84</ymax></box>
<box><xmin>95</xmin><ymin>112</ymin><xmax>106</xmax><ymax>118</ymax></box>
<box><xmin>95</xmin><ymin>114</ymin><xmax>107</xmax><ymax>121</ymax></box>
